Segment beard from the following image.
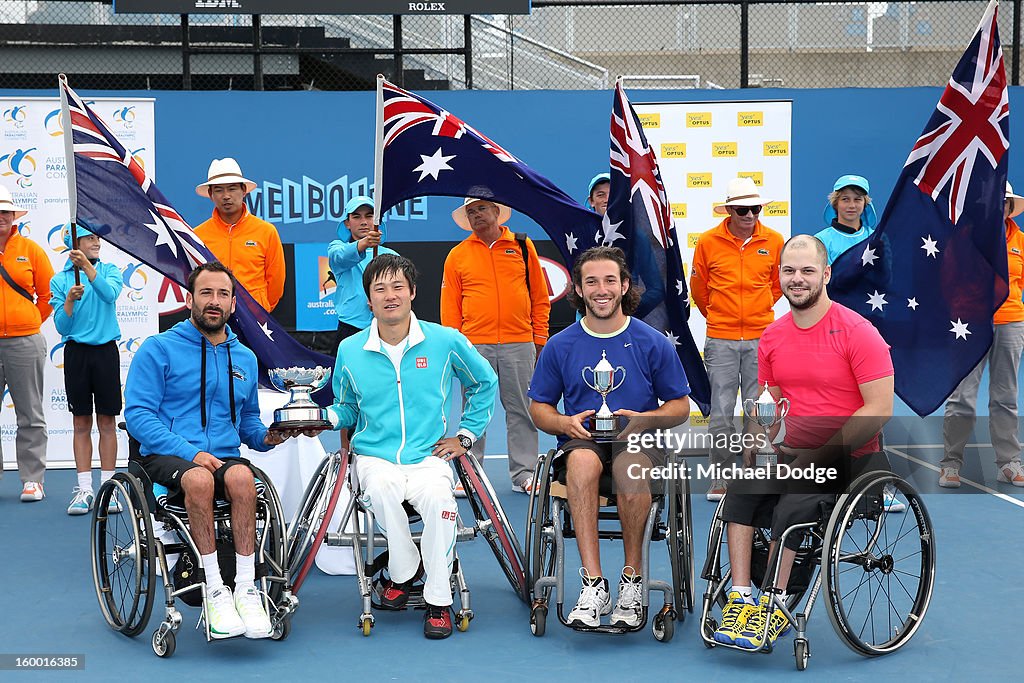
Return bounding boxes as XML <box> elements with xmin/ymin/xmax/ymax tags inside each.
<box><xmin>191</xmin><ymin>304</ymin><xmax>228</xmax><ymax>334</ymax></box>
<box><xmin>784</xmin><ymin>282</ymin><xmax>825</xmax><ymax>310</ymax></box>
<box><xmin>584</xmin><ymin>292</ymin><xmax>622</xmax><ymax>319</ymax></box>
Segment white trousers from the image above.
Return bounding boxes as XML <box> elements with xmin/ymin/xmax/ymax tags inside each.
<box><xmin>355</xmin><ymin>455</ymin><xmax>458</xmax><ymax>607</ymax></box>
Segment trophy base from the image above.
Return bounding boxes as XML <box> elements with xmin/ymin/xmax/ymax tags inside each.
<box><xmin>270</xmin><ymin>406</ymin><xmax>332</xmax><ymax>432</ymax></box>
<box><xmin>588</xmin><ymin>415</ymin><xmax>625</xmax><ymax>442</ymax></box>
<box><xmin>755</xmin><ymin>451</ymin><xmax>778</xmax><ymax>468</ymax></box>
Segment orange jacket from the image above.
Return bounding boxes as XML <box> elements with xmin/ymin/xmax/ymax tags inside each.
<box><xmin>441</xmin><ymin>226</ymin><xmax>550</xmax><ymax>345</ymax></box>
<box><xmin>195</xmin><ymin>208</ymin><xmax>285</xmax><ymax>312</ymax></box>
<box><xmin>0</xmin><ymin>230</ymin><xmax>54</xmax><ymax>337</ymax></box>
<box><xmin>690</xmin><ymin>218</ymin><xmax>783</xmax><ymax>340</ymax></box>
<box><xmin>995</xmin><ymin>219</ymin><xmax>1024</xmax><ymax>325</ymax></box>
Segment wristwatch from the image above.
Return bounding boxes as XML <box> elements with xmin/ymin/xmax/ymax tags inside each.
<box><xmin>457</xmin><ymin>434</ymin><xmax>474</xmax><ymax>451</ymax></box>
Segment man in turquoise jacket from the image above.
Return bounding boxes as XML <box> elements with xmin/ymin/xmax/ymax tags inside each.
<box><xmin>327</xmin><ymin>195</ymin><xmax>397</xmax><ymax>354</ymax></box>
<box><xmin>329</xmin><ymin>253</ymin><xmax>497</xmax><ymax>640</ymax></box>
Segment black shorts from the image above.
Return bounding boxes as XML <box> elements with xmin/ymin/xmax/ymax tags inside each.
<box><xmin>554</xmin><ymin>438</ymin><xmax>667</xmax><ymax>495</ymax></box>
<box><xmin>134</xmin><ymin>454</ymin><xmax>252</xmax><ymax>504</ymax></box>
<box><xmin>64</xmin><ymin>340</ymin><xmax>122</xmax><ymax>416</ymax></box>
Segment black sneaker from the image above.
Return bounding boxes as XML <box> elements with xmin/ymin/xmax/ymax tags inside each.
<box><xmin>379</xmin><ymin>579</ymin><xmax>411</xmax><ymax>610</ymax></box>
<box><xmin>423</xmin><ymin>604</ymin><xmax>453</xmax><ymax>639</ymax></box>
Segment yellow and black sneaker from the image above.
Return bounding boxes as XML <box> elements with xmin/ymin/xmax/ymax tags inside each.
<box><xmin>713</xmin><ymin>591</ymin><xmax>757</xmax><ymax>645</ymax></box>
<box><xmin>735</xmin><ymin>594</ymin><xmax>791</xmax><ymax>650</ymax></box>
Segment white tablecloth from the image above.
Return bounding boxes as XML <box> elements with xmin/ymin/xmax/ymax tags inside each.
<box><xmin>240</xmin><ymin>389</ymin><xmax>355</xmax><ymax>575</ymax></box>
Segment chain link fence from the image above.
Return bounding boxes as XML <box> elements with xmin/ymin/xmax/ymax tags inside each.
<box><xmin>0</xmin><ymin>0</ymin><xmax>1018</xmax><ymax>90</ymax></box>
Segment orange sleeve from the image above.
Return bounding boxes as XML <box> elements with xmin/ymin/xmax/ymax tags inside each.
<box><xmin>440</xmin><ymin>249</ymin><xmax>463</xmax><ymax>331</ymax></box>
<box><xmin>33</xmin><ymin>244</ymin><xmax>54</xmax><ymax>323</ymax></box>
<box><xmin>265</xmin><ymin>226</ymin><xmax>286</xmax><ymax>312</ymax></box>
<box><xmin>771</xmin><ymin>232</ymin><xmax>783</xmax><ymax>303</ymax></box>
<box><xmin>689</xmin><ymin>237</ymin><xmax>709</xmax><ymax>318</ymax></box>
<box><xmin>525</xmin><ymin>237</ymin><xmax>550</xmax><ymax>345</ymax></box>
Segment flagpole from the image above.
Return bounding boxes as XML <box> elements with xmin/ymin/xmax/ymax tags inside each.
<box><xmin>58</xmin><ymin>73</ymin><xmax>80</xmax><ymax>286</ymax></box>
<box><xmin>372</xmin><ymin>73</ymin><xmax>385</xmax><ymax>259</ymax></box>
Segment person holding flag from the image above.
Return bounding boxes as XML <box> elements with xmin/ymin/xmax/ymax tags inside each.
<box><xmin>49</xmin><ymin>223</ymin><xmax>124</xmax><ymax>515</ymax></box>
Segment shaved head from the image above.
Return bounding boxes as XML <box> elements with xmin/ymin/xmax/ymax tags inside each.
<box><xmin>781</xmin><ymin>234</ymin><xmax>829</xmax><ymax>269</ymax></box>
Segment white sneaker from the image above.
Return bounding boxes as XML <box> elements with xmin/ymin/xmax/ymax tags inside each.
<box><xmin>566</xmin><ymin>569</ymin><xmax>611</xmax><ymax>628</ymax></box>
<box><xmin>938</xmin><ymin>467</ymin><xmax>961</xmax><ymax>488</ymax></box>
<box><xmin>453</xmin><ymin>480</ymin><xmax>468</xmax><ymax>498</ymax></box>
<box><xmin>20</xmin><ymin>481</ymin><xmax>44</xmax><ymax>502</ymax></box>
<box><xmin>67</xmin><ymin>487</ymin><xmax>95</xmax><ymax>515</ymax></box>
<box><xmin>233</xmin><ymin>585</ymin><xmax>273</xmax><ymax>639</ymax></box>
<box><xmin>609</xmin><ymin>569</ymin><xmax>643</xmax><ymax>628</ymax></box>
<box><xmin>882</xmin><ymin>485</ymin><xmax>906</xmax><ymax>513</ymax></box>
<box><xmin>706</xmin><ymin>479</ymin><xmax>726</xmax><ymax>502</ymax></box>
<box><xmin>997</xmin><ymin>461</ymin><xmax>1024</xmax><ymax>487</ymax></box>
<box><xmin>204</xmin><ymin>586</ymin><xmax>246</xmax><ymax>639</ymax></box>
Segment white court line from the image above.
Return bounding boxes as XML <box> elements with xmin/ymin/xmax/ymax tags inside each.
<box><xmin>885</xmin><ymin>443</ymin><xmax>992</xmax><ymax>449</ymax></box>
<box><xmin>885</xmin><ymin>445</ymin><xmax>1024</xmax><ymax>510</ymax></box>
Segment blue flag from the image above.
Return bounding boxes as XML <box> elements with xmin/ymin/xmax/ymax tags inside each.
<box><xmin>829</xmin><ymin>0</ymin><xmax>1009</xmax><ymax>416</ymax></box>
<box><xmin>59</xmin><ymin>79</ymin><xmax>335</xmax><ymax>400</ymax></box>
<box><xmin>606</xmin><ymin>80</ymin><xmax>711</xmax><ymax>415</ymax></box>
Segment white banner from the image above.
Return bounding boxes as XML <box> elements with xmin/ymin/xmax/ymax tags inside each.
<box><xmin>1</xmin><ymin>96</ymin><xmax>159</xmax><ymax>469</ymax></box>
<box><xmin>633</xmin><ymin>100</ymin><xmax>792</xmax><ymax>426</ymax></box>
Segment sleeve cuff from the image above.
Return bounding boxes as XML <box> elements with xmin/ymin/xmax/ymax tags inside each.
<box><xmin>456</xmin><ymin>427</ymin><xmax>476</xmax><ymax>443</ymax></box>
<box><xmin>327</xmin><ymin>410</ymin><xmax>341</xmax><ymax>429</ymax></box>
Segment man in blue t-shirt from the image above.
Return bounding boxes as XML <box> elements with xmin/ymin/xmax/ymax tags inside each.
<box><xmin>529</xmin><ymin>246</ymin><xmax>690</xmax><ymax>630</ymax></box>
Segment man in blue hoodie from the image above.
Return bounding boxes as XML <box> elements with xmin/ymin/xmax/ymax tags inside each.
<box><xmin>50</xmin><ymin>225</ymin><xmax>124</xmax><ymax>516</ymax></box>
<box><xmin>327</xmin><ymin>196</ymin><xmax>397</xmax><ymax>354</ymax></box>
<box><xmin>125</xmin><ymin>262</ymin><xmax>301</xmax><ymax>641</ymax></box>
<box><xmin>329</xmin><ymin>253</ymin><xmax>497</xmax><ymax>640</ymax></box>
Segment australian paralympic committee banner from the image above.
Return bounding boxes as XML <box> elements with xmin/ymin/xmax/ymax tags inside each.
<box><xmin>1</xmin><ymin>96</ymin><xmax>159</xmax><ymax>469</ymax></box>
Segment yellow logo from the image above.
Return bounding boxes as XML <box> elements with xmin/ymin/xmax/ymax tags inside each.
<box><xmin>687</xmin><ymin>112</ymin><xmax>712</xmax><ymax>128</ymax></box>
<box><xmin>738</xmin><ymin>111</ymin><xmax>763</xmax><ymax>127</ymax></box>
<box><xmin>671</xmin><ymin>203</ymin><xmax>688</xmax><ymax>219</ymax></box>
<box><xmin>687</xmin><ymin>232</ymin><xmax>701</xmax><ymax>248</ymax></box>
<box><xmin>764</xmin><ymin>201</ymin><xmax>789</xmax><ymax>217</ymax></box>
<box><xmin>763</xmin><ymin>141</ymin><xmax>789</xmax><ymax>156</ymax></box>
<box><xmin>738</xmin><ymin>171</ymin><xmax>764</xmax><ymax>186</ymax></box>
<box><xmin>639</xmin><ymin>113</ymin><xmax>661</xmax><ymax>129</ymax></box>
<box><xmin>711</xmin><ymin>141</ymin><xmax>738</xmax><ymax>157</ymax></box>
<box><xmin>661</xmin><ymin>143</ymin><xmax>687</xmax><ymax>159</ymax></box>
<box><xmin>687</xmin><ymin>172</ymin><xmax>712</xmax><ymax>188</ymax></box>
<box><xmin>689</xmin><ymin>413</ymin><xmax>710</xmax><ymax>427</ymax></box>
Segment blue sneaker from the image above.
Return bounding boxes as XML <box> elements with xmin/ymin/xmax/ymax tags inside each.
<box><xmin>67</xmin><ymin>488</ymin><xmax>94</xmax><ymax>516</ymax></box>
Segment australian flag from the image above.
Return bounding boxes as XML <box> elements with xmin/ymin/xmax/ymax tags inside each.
<box><xmin>59</xmin><ymin>79</ymin><xmax>335</xmax><ymax>399</ymax></box>
<box><xmin>829</xmin><ymin>0</ymin><xmax>1009</xmax><ymax>416</ymax></box>
<box><xmin>375</xmin><ymin>76</ymin><xmax>603</xmax><ymax>267</ymax></box>
<box><xmin>606</xmin><ymin>80</ymin><xmax>711</xmax><ymax>415</ymax></box>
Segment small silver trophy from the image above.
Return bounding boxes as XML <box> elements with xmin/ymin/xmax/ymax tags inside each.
<box><xmin>581</xmin><ymin>351</ymin><xmax>627</xmax><ymax>441</ymax></box>
<box><xmin>742</xmin><ymin>383</ymin><xmax>790</xmax><ymax>467</ymax></box>
<box><xmin>268</xmin><ymin>366</ymin><xmax>333</xmax><ymax>431</ymax></box>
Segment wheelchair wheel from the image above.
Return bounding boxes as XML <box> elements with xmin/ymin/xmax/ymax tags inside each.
<box><xmin>456</xmin><ymin>451</ymin><xmax>529</xmax><ymax>603</ymax></box>
<box><xmin>152</xmin><ymin>629</ymin><xmax>175</xmax><ymax>658</ymax></box>
<box><xmin>666</xmin><ymin>465</ymin><xmax>694</xmax><ymax>618</ymax></box>
<box><xmin>91</xmin><ymin>473</ymin><xmax>156</xmax><ymax>638</ymax></box>
<box><xmin>823</xmin><ymin>470</ymin><xmax>935</xmax><ymax>657</ymax></box>
<box><xmin>524</xmin><ymin>452</ymin><xmax>555</xmax><ymax>603</ymax></box>
<box><xmin>251</xmin><ymin>465</ymin><xmax>288</xmax><ymax>605</ymax></box>
<box><xmin>288</xmin><ymin>450</ymin><xmax>348</xmax><ymax>593</ymax></box>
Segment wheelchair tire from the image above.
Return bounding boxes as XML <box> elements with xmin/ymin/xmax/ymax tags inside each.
<box><xmin>456</xmin><ymin>451</ymin><xmax>529</xmax><ymax>603</ymax></box>
<box><xmin>822</xmin><ymin>470</ymin><xmax>936</xmax><ymax>657</ymax></box>
<box><xmin>652</xmin><ymin>609</ymin><xmax>674</xmax><ymax>642</ymax></box>
<box><xmin>289</xmin><ymin>451</ymin><xmax>348</xmax><ymax>593</ymax></box>
<box><xmin>91</xmin><ymin>473</ymin><xmax>156</xmax><ymax>638</ymax></box>
<box><xmin>152</xmin><ymin>629</ymin><xmax>175</xmax><ymax>658</ymax></box>
<box><xmin>250</xmin><ymin>464</ymin><xmax>288</xmax><ymax>607</ymax></box>
<box><xmin>525</xmin><ymin>451</ymin><xmax>555</xmax><ymax>604</ymax></box>
<box><xmin>667</xmin><ymin>464</ymin><xmax>695</xmax><ymax>618</ymax></box>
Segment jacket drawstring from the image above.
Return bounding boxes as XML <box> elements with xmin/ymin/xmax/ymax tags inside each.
<box><xmin>227</xmin><ymin>342</ymin><xmax>236</xmax><ymax>424</ymax></box>
<box><xmin>199</xmin><ymin>336</ymin><xmax>236</xmax><ymax>428</ymax></box>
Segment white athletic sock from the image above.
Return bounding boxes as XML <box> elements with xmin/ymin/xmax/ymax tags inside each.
<box><xmin>202</xmin><ymin>552</ymin><xmax>225</xmax><ymax>592</ymax></box>
<box><xmin>235</xmin><ymin>553</ymin><xmax>256</xmax><ymax>590</ymax></box>
<box><xmin>100</xmin><ymin>470</ymin><xmax>115</xmax><ymax>485</ymax></box>
<box><xmin>77</xmin><ymin>472</ymin><xmax>93</xmax><ymax>492</ymax></box>
<box><xmin>732</xmin><ymin>585</ymin><xmax>755</xmax><ymax>604</ymax></box>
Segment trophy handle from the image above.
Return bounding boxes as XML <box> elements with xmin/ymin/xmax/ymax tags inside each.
<box><xmin>776</xmin><ymin>397</ymin><xmax>791</xmax><ymax>420</ymax></box>
<box><xmin>581</xmin><ymin>366</ymin><xmax>595</xmax><ymax>390</ymax></box>
<box><xmin>610</xmin><ymin>366</ymin><xmax>626</xmax><ymax>392</ymax></box>
<box><xmin>742</xmin><ymin>398</ymin><xmax>757</xmax><ymax>420</ymax></box>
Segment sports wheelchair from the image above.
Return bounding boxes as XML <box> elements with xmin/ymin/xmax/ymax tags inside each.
<box><xmin>90</xmin><ymin>434</ymin><xmax>295</xmax><ymax>658</ymax></box>
<box><xmin>699</xmin><ymin>467</ymin><xmax>936</xmax><ymax>670</ymax></box>
<box><xmin>286</xmin><ymin>449</ymin><xmax>528</xmax><ymax>635</ymax></box>
<box><xmin>525</xmin><ymin>449</ymin><xmax>695</xmax><ymax>641</ymax></box>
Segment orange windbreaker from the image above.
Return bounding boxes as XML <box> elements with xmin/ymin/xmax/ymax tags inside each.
<box><xmin>440</xmin><ymin>226</ymin><xmax>550</xmax><ymax>345</ymax></box>
<box><xmin>995</xmin><ymin>219</ymin><xmax>1024</xmax><ymax>325</ymax></box>
<box><xmin>690</xmin><ymin>218</ymin><xmax>783</xmax><ymax>340</ymax></box>
<box><xmin>195</xmin><ymin>208</ymin><xmax>286</xmax><ymax>312</ymax></box>
<box><xmin>0</xmin><ymin>230</ymin><xmax>54</xmax><ymax>337</ymax></box>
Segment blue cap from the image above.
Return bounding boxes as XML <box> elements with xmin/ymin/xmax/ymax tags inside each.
<box><xmin>343</xmin><ymin>195</ymin><xmax>374</xmax><ymax>218</ymax></box>
<box><xmin>823</xmin><ymin>175</ymin><xmax>877</xmax><ymax>229</ymax></box>
<box><xmin>62</xmin><ymin>222</ymin><xmax>94</xmax><ymax>250</ymax></box>
<box><xmin>587</xmin><ymin>173</ymin><xmax>610</xmax><ymax>199</ymax></box>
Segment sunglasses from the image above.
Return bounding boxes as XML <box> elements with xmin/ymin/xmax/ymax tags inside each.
<box><xmin>733</xmin><ymin>205</ymin><xmax>762</xmax><ymax>216</ymax></box>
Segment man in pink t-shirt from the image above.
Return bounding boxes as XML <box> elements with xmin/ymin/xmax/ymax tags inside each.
<box><xmin>711</xmin><ymin>235</ymin><xmax>894</xmax><ymax>652</ymax></box>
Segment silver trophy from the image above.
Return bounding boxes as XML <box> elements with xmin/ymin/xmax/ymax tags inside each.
<box><xmin>268</xmin><ymin>366</ymin><xmax>333</xmax><ymax>431</ymax></box>
<box><xmin>742</xmin><ymin>383</ymin><xmax>790</xmax><ymax>467</ymax></box>
<box><xmin>581</xmin><ymin>351</ymin><xmax>627</xmax><ymax>441</ymax></box>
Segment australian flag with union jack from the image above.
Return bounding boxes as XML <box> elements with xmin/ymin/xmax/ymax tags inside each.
<box><xmin>60</xmin><ymin>79</ymin><xmax>334</xmax><ymax>397</ymax></box>
<box><xmin>829</xmin><ymin>0</ymin><xmax>1010</xmax><ymax>415</ymax></box>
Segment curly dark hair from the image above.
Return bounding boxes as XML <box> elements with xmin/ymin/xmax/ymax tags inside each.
<box><xmin>187</xmin><ymin>261</ymin><xmax>236</xmax><ymax>294</ymax></box>
<box><xmin>567</xmin><ymin>245</ymin><xmax>641</xmax><ymax>316</ymax></box>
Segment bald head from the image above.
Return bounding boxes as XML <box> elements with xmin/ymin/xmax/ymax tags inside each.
<box><xmin>781</xmin><ymin>234</ymin><xmax>829</xmax><ymax>269</ymax></box>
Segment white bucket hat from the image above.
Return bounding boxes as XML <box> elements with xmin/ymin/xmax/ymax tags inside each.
<box><xmin>195</xmin><ymin>158</ymin><xmax>257</xmax><ymax>197</ymax></box>
<box><xmin>1006</xmin><ymin>182</ymin><xmax>1024</xmax><ymax>218</ymax></box>
<box><xmin>0</xmin><ymin>185</ymin><xmax>27</xmax><ymax>219</ymax></box>
<box><xmin>451</xmin><ymin>197</ymin><xmax>512</xmax><ymax>231</ymax></box>
<box><xmin>714</xmin><ymin>177</ymin><xmax>771</xmax><ymax>215</ymax></box>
